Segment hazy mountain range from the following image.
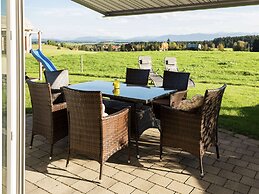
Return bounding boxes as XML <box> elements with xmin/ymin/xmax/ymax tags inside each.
<box><xmin>70</xmin><ymin>32</ymin><xmax>258</xmax><ymax>42</ymax></box>
<box><xmin>41</xmin><ymin>32</ymin><xmax>259</xmax><ymax>43</ymax></box>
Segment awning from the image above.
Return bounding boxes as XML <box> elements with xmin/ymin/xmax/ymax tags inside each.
<box><xmin>71</xmin><ymin>0</ymin><xmax>259</xmax><ymax>17</ymax></box>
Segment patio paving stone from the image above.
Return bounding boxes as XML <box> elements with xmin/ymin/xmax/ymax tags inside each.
<box><xmin>130</xmin><ymin>168</ymin><xmax>154</xmax><ymax>180</ymax></box>
<box><xmin>25</xmin><ymin>181</ymin><xmax>38</xmax><ymax>193</ymax></box>
<box><xmin>25</xmin><ymin>115</ymin><xmax>259</xmax><ymax>193</ymax></box>
<box><xmin>129</xmin><ymin>177</ymin><xmax>154</xmax><ymax>192</ymax></box>
<box><xmin>165</xmin><ymin>171</ymin><xmax>190</xmax><ymax>183</ymax></box>
<box><xmin>148</xmin><ymin>174</ymin><xmax>172</xmax><ymax>187</ymax></box>
<box><xmin>70</xmin><ymin>180</ymin><xmax>97</xmax><ymax>193</ymax></box>
<box><xmin>113</xmin><ymin>170</ymin><xmax>136</xmax><ymax>184</ymax></box>
<box><xmin>87</xmin><ymin>186</ymin><xmax>115</xmax><ymax>194</ymax></box>
<box><xmin>224</xmin><ymin>179</ymin><xmax>250</xmax><ymax>194</ymax></box>
<box><xmin>147</xmin><ymin>185</ymin><xmax>174</xmax><ymax>194</ymax></box>
<box><xmin>27</xmin><ymin>188</ymin><xmax>49</xmax><ymax>194</ymax></box>
<box><xmin>218</xmin><ymin>169</ymin><xmax>242</xmax><ymax>182</ymax></box>
<box><xmin>109</xmin><ymin>182</ymin><xmax>135</xmax><ymax>194</ymax></box>
<box><xmin>201</xmin><ymin>173</ymin><xmax>227</xmax><ymax>186</ymax></box>
<box><xmin>207</xmin><ymin>184</ymin><xmax>234</xmax><ymax>194</ymax></box>
<box><xmin>240</xmin><ymin>176</ymin><xmax>259</xmax><ymax>189</ymax></box>
<box><xmin>36</xmin><ymin>176</ymin><xmax>61</xmax><ymax>192</ymax></box>
<box><xmin>185</xmin><ymin>177</ymin><xmax>210</xmax><ymax>191</ymax></box>
<box><xmin>249</xmin><ymin>187</ymin><xmax>259</xmax><ymax>194</ymax></box>
<box><xmin>167</xmin><ymin>180</ymin><xmax>194</xmax><ymax>193</ymax></box>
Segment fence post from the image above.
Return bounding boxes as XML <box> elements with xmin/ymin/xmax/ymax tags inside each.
<box><xmin>80</xmin><ymin>55</ymin><xmax>83</xmax><ymax>72</ymax></box>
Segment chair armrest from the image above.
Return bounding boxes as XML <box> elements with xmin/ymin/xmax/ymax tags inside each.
<box><xmin>102</xmin><ymin>107</ymin><xmax>130</xmax><ymax>128</ymax></box>
<box><xmin>169</xmin><ymin>90</ymin><xmax>187</xmax><ymax>107</ymax></box>
<box><xmin>52</xmin><ymin>102</ymin><xmax>67</xmax><ymax>112</ymax></box>
<box><xmin>102</xmin><ymin>107</ymin><xmax>130</xmax><ymax>160</ymax></box>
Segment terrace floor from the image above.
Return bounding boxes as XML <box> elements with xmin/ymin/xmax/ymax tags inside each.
<box><xmin>25</xmin><ymin>114</ymin><xmax>259</xmax><ymax>194</ymax></box>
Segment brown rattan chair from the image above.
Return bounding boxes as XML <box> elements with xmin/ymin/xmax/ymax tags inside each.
<box><xmin>126</xmin><ymin>68</ymin><xmax>150</xmax><ymax>85</ymax></box>
<box><xmin>44</xmin><ymin>70</ymin><xmax>69</xmax><ymax>103</ymax></box>
<box><xmin>160</xmin><ymin>84</ymin><xmax>227</xmax><ymax>177</ymax></box>
<box><xmin>153</xmin><ymin>71</ymin><xmax>190</xmax><ymax>119</ymax></box>
<box><xmin>26</xmin><ymin>80</ymin><xmax>68</xmax><ymax>159</ymax></box>
<box><xmin>63</xmin><ymin>87</ymin><xmax>130</xmax><ymax>180</ymax></box>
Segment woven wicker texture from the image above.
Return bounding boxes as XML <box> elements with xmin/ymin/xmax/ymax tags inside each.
<box><xmin>26</xmin><ymin>80</ymin><xmax>68</xmax><ymax>158</ymax></box>
<box><xmin>201</xmin><ymin>84</ymin><xmax>227</xmax><ymax>153</ymax></box>
<box><xmin>126</xmin><ymin>68</ymin><xmax>150</xmax><ymax>86</ymax></box>
<box><xmin>160</xmin><ymin>84</ymin><xmax>227</xmax><ymax>176</ymax></box>
<box><xmin>63</xmin><ymin>87</ymin><xmax>130</xmax><ymax>179</ymax></box>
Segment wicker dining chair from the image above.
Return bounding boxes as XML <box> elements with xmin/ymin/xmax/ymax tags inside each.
<box><xmin>26</xmin><ymin>80</ymin><xmax>68</xmax><ymax>159</ymax></box>
<box><xmin>44</xmin><ymin>69</ymin><xmax>69</xmax><ymax>103</ymax></box>
<box><xmin>126</xmin><ymin>68</ymin><xmax>150</xmax><ymax>85</ymax></box>
<box><xmin>63</xmin><ymin>88</ymin><xmax>130</xmax><ymax>180</ymax></box>
<box><xmin>160</xmin><ymin>84</ymin><xmax>227</xmax><ymax>177</ymax></box>
<box><xmin>153</xmin><ymin>71</ymin><xmax>190</xmax><ymax>119</ymax></box>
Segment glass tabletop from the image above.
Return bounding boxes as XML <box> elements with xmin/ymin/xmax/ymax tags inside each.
<box><xmin>68</xmin><ymin>80</ymin><xmax>176</xmax><ymax>104</ymax></box>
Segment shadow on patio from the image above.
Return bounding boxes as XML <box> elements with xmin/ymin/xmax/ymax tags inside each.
<box><xmin>25</xmin><ymin>114</ymin><xmax>259</xmax><ymax>194</ymax></box>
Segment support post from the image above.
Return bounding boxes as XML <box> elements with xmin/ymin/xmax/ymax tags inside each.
<box><xmin>80</xmin><ymin>55</ymin><xmax>84</xmax><ymax>72</ymax></box>
<box><xmin>38</xmin><ymin>31</ymin><xmax>42</xmax><ymax>80</ymax></box>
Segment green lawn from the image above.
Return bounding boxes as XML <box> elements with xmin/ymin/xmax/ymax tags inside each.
<box><xmin>26</xmin><ymin>45</ymin><xmax>259</xmax><ymax>138</ymax></box>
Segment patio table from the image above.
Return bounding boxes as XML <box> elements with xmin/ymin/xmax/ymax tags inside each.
<box><xmin>68</xmin><ymin>80</ymin><xmax>176</xmax><ymax>157</ymax></box>
<box><xmin>68</xmin><ymin>80</ymin><xmax>176</xmax><ymax>104</ymax></box>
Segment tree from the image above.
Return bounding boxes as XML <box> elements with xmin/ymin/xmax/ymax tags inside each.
<box><xmin>217</xmin><ymin>43</ymin><xmax>224</xmax><ymax>51</ymax></box>
<box><xmin>233</xmin><ymin>41</ymin><xmax>248</xmax><ymax>51</ymax></box>
<box><xmin>108</xmin><ymin>44</ymin><xmax>112</xmax><ymax>52</ymax></box>
<box><xmin>252</xmin><ymin>39</ymin><xmax>259</xmax><ymax>52</ymax></box>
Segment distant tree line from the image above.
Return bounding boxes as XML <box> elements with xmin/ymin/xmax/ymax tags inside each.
<box><xmin>45</xmin><ymin>35</ymin><xmax>259</xmax><ymax>52</ymax></box>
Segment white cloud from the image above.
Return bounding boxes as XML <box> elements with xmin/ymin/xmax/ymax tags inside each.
<box><xmin>25</xmin><ymin>1</ymin><xmax>259</xmax><ymax>39</ymax></box>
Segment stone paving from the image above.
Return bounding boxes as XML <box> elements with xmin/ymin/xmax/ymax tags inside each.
<box><xmin>25</xmin><ymin>114</ymin><xmax>259</xmax><ymax>194</ymax></box>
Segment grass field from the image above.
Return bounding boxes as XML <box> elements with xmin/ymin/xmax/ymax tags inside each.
<box><xmin>26</xmin><ymin>45</ymin><xmax>259</xmax><ymax>138</ymax></box>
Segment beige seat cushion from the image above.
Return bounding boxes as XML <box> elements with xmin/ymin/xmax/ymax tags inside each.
<box><xmin>102</xmin><ymin>103</ymin><xmax>109</xmax><ymax>117</ymax></box>
<box><xmin>177</xmin><ymin>94</ymin><xmax>204</xmax><ymax>112</ymax></box>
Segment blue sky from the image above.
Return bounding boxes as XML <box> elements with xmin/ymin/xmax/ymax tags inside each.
<box><xmin>25</xmin><ymin>0</ymin><xmax>259</xmax><ymax>40</ymax></box>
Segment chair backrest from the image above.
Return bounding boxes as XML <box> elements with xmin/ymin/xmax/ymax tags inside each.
<box><xmin>201</xmin><ymin>84</ymin><xmax>227</xmax><ymax>148</ymax></box>
<box><xmin>63</xmin><ymin>87</ymin><xmax>102</xmax><ymax>160</ymax></box>
<box><xmin>44</xmin><ymin>70</ymin><xmax>69</xmax><ymax>90</ymax></box>
<box><xmin>138</xmin><ymin>56</ymin><xmax>152</xmax><ymax>70</ymax></box>
<box><xmin>126</xmin><ymin>68</ymin><xmax>150</xmax><ymax>86</ymax></box>
<box><xmin>162</xmin><ymin>71</ymin><xmax>190</xmax><ymax>91</ymax></box>
<box><xmin>26</xmin><ymin>80</ymin><xmax>53</xmax><ymax>137</ymax></box>
<box><xmin>164</xmin><ymin>57</ymin><xmax>178</xmax><ymax>72</ymax></box>
<box><xmin>31</xmin><ymin>49</ymin><xmax>57</xmax><ymax>71</ymax></box>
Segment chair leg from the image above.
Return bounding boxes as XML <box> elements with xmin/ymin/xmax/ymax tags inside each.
<box><xmin>136</xmin><ymin>138</ymin><xmax>140</xmax><ymax>159</ymax></box>
<box><xmin>128</xmin><ymin>143</ymin><xmax>131</xmax><ymax>164</ymax></box>
<box><xmin>160</xmin><ymin>143</ymin><xmax>163</xmax><ymax>161</ymax></box>
<box><xmin>199</xmin><ymin>155</ymin><xmax>204</xmax><ymax>178</ymax></box>
<box><xmin>49</xmin><ymin>144</ymin><xmax>54</xmax><ymax>160</ymax></box>
<box><xmin>215</xmin><ymin>144</ymin><xmax>220</xmax><ymax>159</ymax></box>
<box><xmin>160</xmin><ymin>131</ymin><xmax>163</xmax><ymax>161</ymax></box>
<box><xmin>99</xmin><ymin>163</ymin><xmax>103</xmax><ymax>180</ymax></box>
<box><xmin>66</xmin><ymin>148</ymin><xmax>70</xmax><ymax>167</ymax></box>
<box><xmin>29</xmin><ymin>134</ymin><xmax>34</xmax><ymax>149</ymax></box>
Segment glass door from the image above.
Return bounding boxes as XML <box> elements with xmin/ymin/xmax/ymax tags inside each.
<box><xmin>1</xmin><ymin>0</ymin><xmax>24</xmax><ymax>193</ymax></box>
<box><xmin>1</xmin><ymin>0</ymin><xmax>7</xmax><ymax>193</ymax></box>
